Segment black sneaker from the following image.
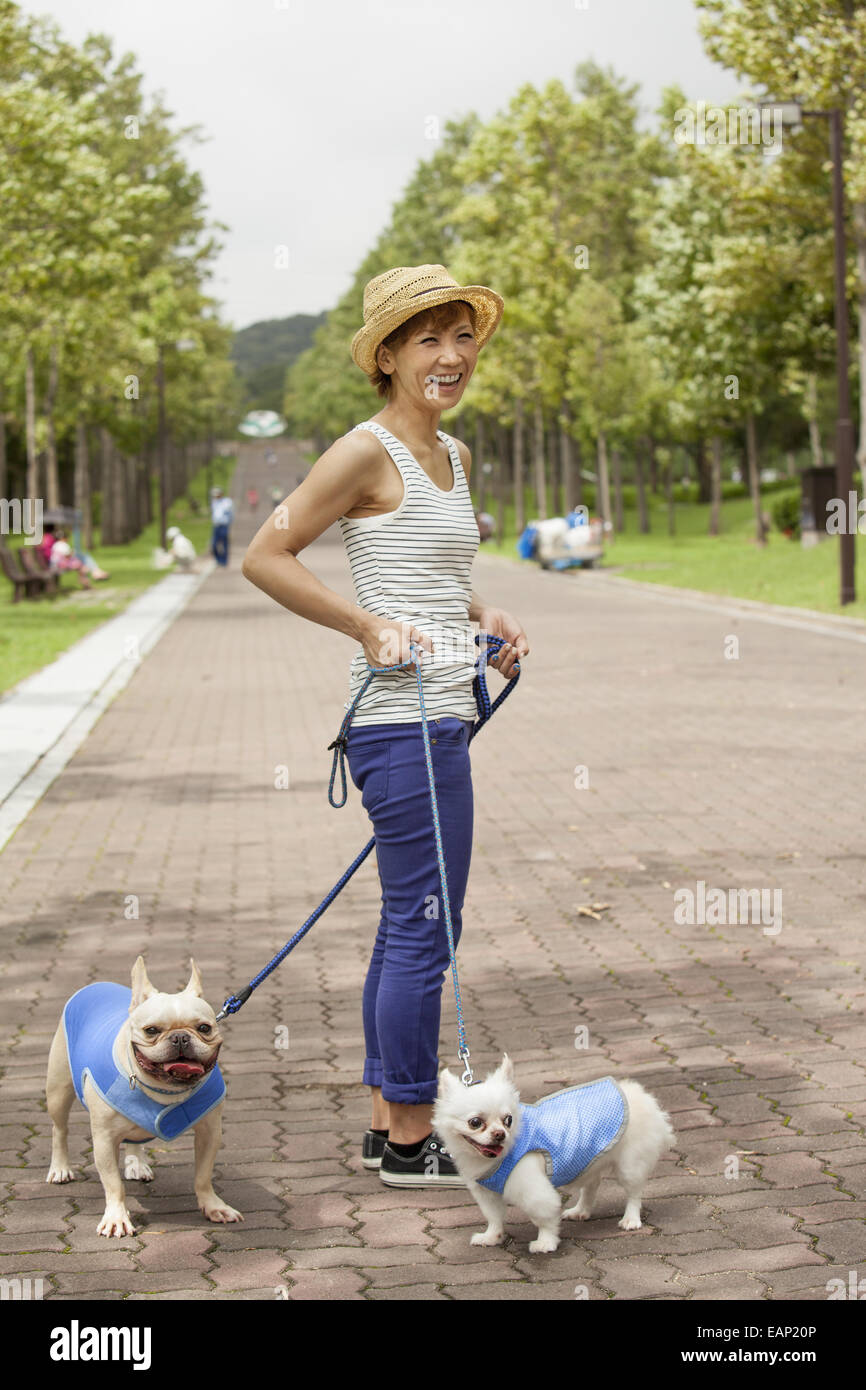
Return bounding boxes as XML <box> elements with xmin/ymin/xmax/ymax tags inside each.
<box><xmin>379</xmin><ymin>1132</ymin><xmax>466</xmax><ymax>1188</ymax></box>
<box><xmin>362</xmin><ymin>1129</ymin><xmax>388</xmax><ymax>1170</ymax></box>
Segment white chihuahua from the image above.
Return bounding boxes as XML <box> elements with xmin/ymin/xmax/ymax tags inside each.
<box><xmin>433</xmin><ymin>1054</ymin><xmax>675</xmax><ymax>1253</ymax></box>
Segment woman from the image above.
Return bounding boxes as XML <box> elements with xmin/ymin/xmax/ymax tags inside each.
<box><xmin>242</xmin><ymin>264</ymin><xmax>529</xmax><ymax>1187</ymax></box>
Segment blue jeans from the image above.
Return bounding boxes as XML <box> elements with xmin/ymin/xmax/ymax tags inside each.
<box><xmin>345</xmin><ymin>715</ymin><xmax>475</xmax><ymax>1104</ymax></box>
<box><xmin>212</xmin><ymin>524</ymin><xmax>230</xmax><ymax>565</ymax></box>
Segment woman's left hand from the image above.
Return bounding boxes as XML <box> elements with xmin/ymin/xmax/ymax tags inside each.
<box><xmin>478</xmin><ymin>607</ymin><xmax>529</xmax><ymax>679</ymax></box>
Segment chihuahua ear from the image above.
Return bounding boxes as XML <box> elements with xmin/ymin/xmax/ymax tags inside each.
<box><xmin>437</xmin><ymin>1067</ymin><xmax>459</xmax><ymax>1097</ymax></box>
<box><xmin>185</xmin><ymin>958</ymin><xmax>204</xmax><ymax>997</ymax></box>
<box><xmin>499</xmin><ymin>1053</ymin><xmax>514</xmax><ymax>1083</ymax></box>
<box><xmin>130</xmin><ymin>956</ymin><xmax>156</xmax><ymax>1011</ymax></box>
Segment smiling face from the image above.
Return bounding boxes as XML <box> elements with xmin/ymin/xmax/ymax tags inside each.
<box><xmin>374</xmin><ymin>301</ymin><xmax>479</xmax><ymax>409</ymax></box>
<box><xmin>126</xmin><ymin>957</ymin><xmax>222</xmax><ymax>1090</ymax></box>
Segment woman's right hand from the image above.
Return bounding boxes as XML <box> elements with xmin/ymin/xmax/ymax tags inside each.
<box><xmin>358</xmin><ymin>613</ymin><xmax>434</xmax><ymax>671</ymax></box>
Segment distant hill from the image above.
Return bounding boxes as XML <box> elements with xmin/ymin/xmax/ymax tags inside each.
<box><xmin>232</xmin><ymin>314</ymin><xmax>327</xmax><ymax>413</ymax></box>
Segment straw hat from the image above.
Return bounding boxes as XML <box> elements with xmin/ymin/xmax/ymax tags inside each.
<box><xmin>351</xmin><ymin>264</ymin><xmax>504</xmax><ymax>375</ymax></box>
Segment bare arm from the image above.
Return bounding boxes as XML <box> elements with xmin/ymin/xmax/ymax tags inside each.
<box><xmin>241</xmin><ymin>432</ymin><xmax>380</xmax><ymax>642</ymax></box>
<box><xmin>241</xmin><ymin>433</ymin><xmax>433</xmax><ymax>665</ymax></box>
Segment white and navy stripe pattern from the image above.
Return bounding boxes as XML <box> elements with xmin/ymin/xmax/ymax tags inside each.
<box><xmin>338</xmin><ymin>420</ymin><xmax>480</xmax><ymax>726</ymax></box>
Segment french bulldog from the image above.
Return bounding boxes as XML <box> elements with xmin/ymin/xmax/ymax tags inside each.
<box><xmin>45</xmin><ymin>956</ymin><xmax>242</xmax><ymax>1237</ymax></box>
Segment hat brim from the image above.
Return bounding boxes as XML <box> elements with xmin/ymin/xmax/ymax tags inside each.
<box><xmin>351</xmin><ymin>284</ymin><xmax>504</xmax><ymax>375</ymax></box>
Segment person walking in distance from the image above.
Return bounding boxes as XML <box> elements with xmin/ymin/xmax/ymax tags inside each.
<box><xmin>242</xmin><ymin>265</ymin><xmax>529</xmax><ymax>1187</ymax></box>
<box><xmin>210</xmin><ymin>487</ymin><xmax>234</xmax><ymax>567</ymax></box>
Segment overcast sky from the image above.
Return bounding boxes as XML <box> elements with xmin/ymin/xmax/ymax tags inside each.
<box><xmin>28</xmin><ymin>0</ymin><xmax>738</xmax><ymax>332</ymax></box>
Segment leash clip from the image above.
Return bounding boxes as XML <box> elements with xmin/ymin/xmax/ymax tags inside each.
<box><xmin>458</xmin><ymin>1046</ymin><xmax>475</xmax><ymax>1087</ymax></box>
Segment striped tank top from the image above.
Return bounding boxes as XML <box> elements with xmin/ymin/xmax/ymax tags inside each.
<box><xmin>338</xmin><ymin>420</ymin><xmax>480</xmax><ymax>727</ymax></box>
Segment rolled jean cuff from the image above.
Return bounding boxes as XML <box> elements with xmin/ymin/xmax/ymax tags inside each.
<box><xmin>380</xmin><ymin>1076</ymin><xmax>440</xmax><ymax>1106</ymax></box>
<box><xmin>363</xmin><ymin>1057</ymin><xmax>383</xmax><ymax>1088</ymax></box>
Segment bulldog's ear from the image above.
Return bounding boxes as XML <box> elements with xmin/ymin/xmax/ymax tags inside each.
<box><xmin>130</xmin><ymin>956</ymin><xmax>156</xmax><ymax>1011</ymax></box>
<box><xmin>185</xmin><ymin>958</ymin><xmax>204</xmax><ymax>997</ymax></box>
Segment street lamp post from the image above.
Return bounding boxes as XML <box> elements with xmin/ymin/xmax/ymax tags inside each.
<box><xmin>761</xmin><ymin>101</ymin><xmax>855</xmax><ymax>604</ymax></box>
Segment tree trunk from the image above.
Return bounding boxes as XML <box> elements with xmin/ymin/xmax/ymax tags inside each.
<box><xmin>157</xmin><ymin>346</ymin><xmax>168</xmax><ymax>547</ymax></box>
<box><xmin>43</xmin><ymin>336</ymin><xmax>60</xmax><ymax>510</ymax></box>
<box><xmin>665</xmin><ymin>449</ymin><xmax>676</xmax><ymax>536</ymax></box>
<box><xmin>745</xmin><ymin>410</ymin><xmax>766</xmax><ymax>546</ymax></box>
<box><xmin>124</xmin><ymin>453</ymin><xmax>138</xmax><ymax>538</ymax></box>
<box><xmin>635</xmin><ymin>436</ymin><xmax>650</xmax><ymax>534</ymax></box>
<box><xmin>494</xmin><ymin>419</ymin><xmax>508</xmax><ymax>544</ymax></box>
<box><xmin>694</xmin><ymin>436</ymin><xmax>712</xmax><ymax>504</ymax></box>
<box><xmin>573</xmin><ymin>434</ymin><xmax>583</xmax><ymax>509</ymax></box>
<box><xmin>532</xmin><ymin>402</ymin><xmax>546</xmax><ymax>520</ymax></box>
<box><xmin>550</xmin><ymin>421</ymin><xmax>562</xmax><ymax>516</ymax></box>
<box><xmin>648</xmin><ymin>434</ymin><xmax>659</xmax><ymax>494</ymax></box>
<box><xmin>560</xmin><ymin>412</ymin><xmax>575</xmax><ymax>514</ymax></box>
<box><xmin>75</xmin><ymin>419</ymin><xmax>92</xmax><ymax>551</ymax></box>
<box><xmin>513</xmin><ymin>399</ymin><xmax>525</xmax><ymax>535</ymax></box>
<box><xmin>806</xmin><ymin>371</ymin><xmax>824</xmax><ymax>468</ymax></box>
<box><xmin>596</xmin><ymin>431</ymin><xmax>612</xmax><ymax>531</ymax></box>
<box><xmin>25</xmin><ymin>344</ymin><xmax>38</xmax><ymax>501</ymax></box>
<box><xmin>474</xmin><ymin>413</ymin><xmax>486</xmax><ymax>511</ymax></box>
<box><xmin>0</xmin><ymin>380</ymin><xmax>7</xmax><ymax>502</ymax></box>
<box><xmin>854</xmin><ymin>200</ymin><xmax>866</xmax><ymax>496</ymax></box>
<box><xmin>709</xmin><ymin>435</ymin><xmax>722</xmax><ymax>536</ymax></box>
<box><xmin>99</xmin><ymin>428</ymin><xmax>114</xmax><ymax>544</ymax></box>
<box><xmin>611</xmin><ymin>447</ymin><xmax>624</xmax><ymax>533</ymax></box>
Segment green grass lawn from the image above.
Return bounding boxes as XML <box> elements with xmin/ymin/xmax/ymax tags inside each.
<box><xmin>478</xmin><ymin>485</ymin><xmax>866</xmax><ymax>622</ymax></box>
<box><xmin>0</xmin><ymin>455</ymin><xmax>236</xmax><ymax>694</ymax></box>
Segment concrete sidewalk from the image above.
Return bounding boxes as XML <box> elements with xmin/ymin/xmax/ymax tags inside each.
<box><xmin>1</xmin><ymin>440</ymin><xmax>863</xmax><ymax>1300</ymax></box>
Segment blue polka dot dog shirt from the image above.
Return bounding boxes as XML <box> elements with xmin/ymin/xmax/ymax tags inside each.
<box><xmin>477</xmin><ymin>1077</ymin><xmax>629</xmax><ymax>1194</ymax></box>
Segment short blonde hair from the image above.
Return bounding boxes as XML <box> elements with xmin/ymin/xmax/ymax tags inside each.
<box><xmin>368</xmin><ymin>299</ymin><xmax>477</xmax><ymax>398</ymax></box>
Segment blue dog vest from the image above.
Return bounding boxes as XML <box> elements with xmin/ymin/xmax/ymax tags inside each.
<box><xmin>63</xmin><ymin>982</ymin><xmax>225</xmax><ymax>1141</ymax></box>
<box><xmin>477</xmin><ymin>1077</ymin><xmax>628</xmax><ymax>1194</ymax></box>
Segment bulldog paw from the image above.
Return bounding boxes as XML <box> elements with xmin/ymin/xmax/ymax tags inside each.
<box><xmin>46</xmin><ymin>1164</ymin><xmax>74</xmax><ymax>1184</ymax></box>
<box><xmin>124</xmin><ymin>1154</ymin><xmax>154</xmax><ymax>1182</ymax></box>
<box><xmin>200</xmin><ymin>1194</ymin><xmax>243</xmax><ymax>1224</ymax></box>
<box><xmin>97</xmin><ymin>1205</ymin><xmax>137</xmax><ymax>1238</ymax></box>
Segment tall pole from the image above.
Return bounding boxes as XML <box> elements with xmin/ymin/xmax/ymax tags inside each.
<box><xmin>829</xmin><ymin>108</ymin><xmax>856</xmax><ymax>604</ymax></box>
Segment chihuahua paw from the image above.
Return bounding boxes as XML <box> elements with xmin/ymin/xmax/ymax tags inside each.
<box><xmin>618</xmin><ymin>1215</ymin><xmax>642</xmax><ymax>1231</ymax></box>
<box><xmin>46</xmin><ymin>1165</ymin><xmax>74</xmax><ymax>1184</ymax></box>
<box><xmin>528</xmin><ymin>1233</ymin><xmax>560</xmax><ymax>1254</ymax></box>
<box><xmin>562</xmin><ymin>1204</ymin><xmax>590</xmax><ymax>1221</ymax></box>
<box><xmin>124</xmin><ymin>1154</ymin><xmax>154</xmax><ymax>1182</ymax></box>
<box><xmin>470</xmin><ymin>1230</ymin><xmax>504</xmax><ymax>1246</ymax></box>
<box><xmin>97</xmin><ymin>1206</ymin><xmax>137</xmax><ymax>1238</ymax></box>
<box><xmin>201</xmin><ymin>1197</ymin><xmax>243</xmax><ymax>1224</ymax></box>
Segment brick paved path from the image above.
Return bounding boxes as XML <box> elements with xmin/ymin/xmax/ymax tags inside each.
<box><xmin>1</xmin><ymin>439</ymin><xmax>864</xmax><ymax>1300</ymax></box>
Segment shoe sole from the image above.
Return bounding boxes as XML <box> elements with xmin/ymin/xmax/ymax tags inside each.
<box><xmin>378</xmin><ymin>1169</ymin><xmax>466</xmax><ymax>1188</ymax></box>
<box><xmin>362</xmin><ymin>1156</ymin><xmax>382</xmax><ymax>1170</ymax></box>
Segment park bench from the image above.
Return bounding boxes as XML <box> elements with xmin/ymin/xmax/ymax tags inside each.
<box><xmin>18</xmin><ymin>544</ymin><xmax>60</xmax><ymax>594</ymax></box>
<box><xmin>0</xmin><ymin>540</ymin><xmax>51</xmax><ymax>602</ymax></box>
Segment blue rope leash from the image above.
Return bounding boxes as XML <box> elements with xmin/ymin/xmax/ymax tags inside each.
<box><xmin>216</xmin><ymin>631</ymin><xmax>520</xmax><ymax>1081</ymax></box>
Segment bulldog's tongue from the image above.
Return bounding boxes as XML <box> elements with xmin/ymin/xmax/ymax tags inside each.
<box><xmin>164</xmin><ymin>1061</ymin><xmax>204</xmax><ymax>1079</ymax></box>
